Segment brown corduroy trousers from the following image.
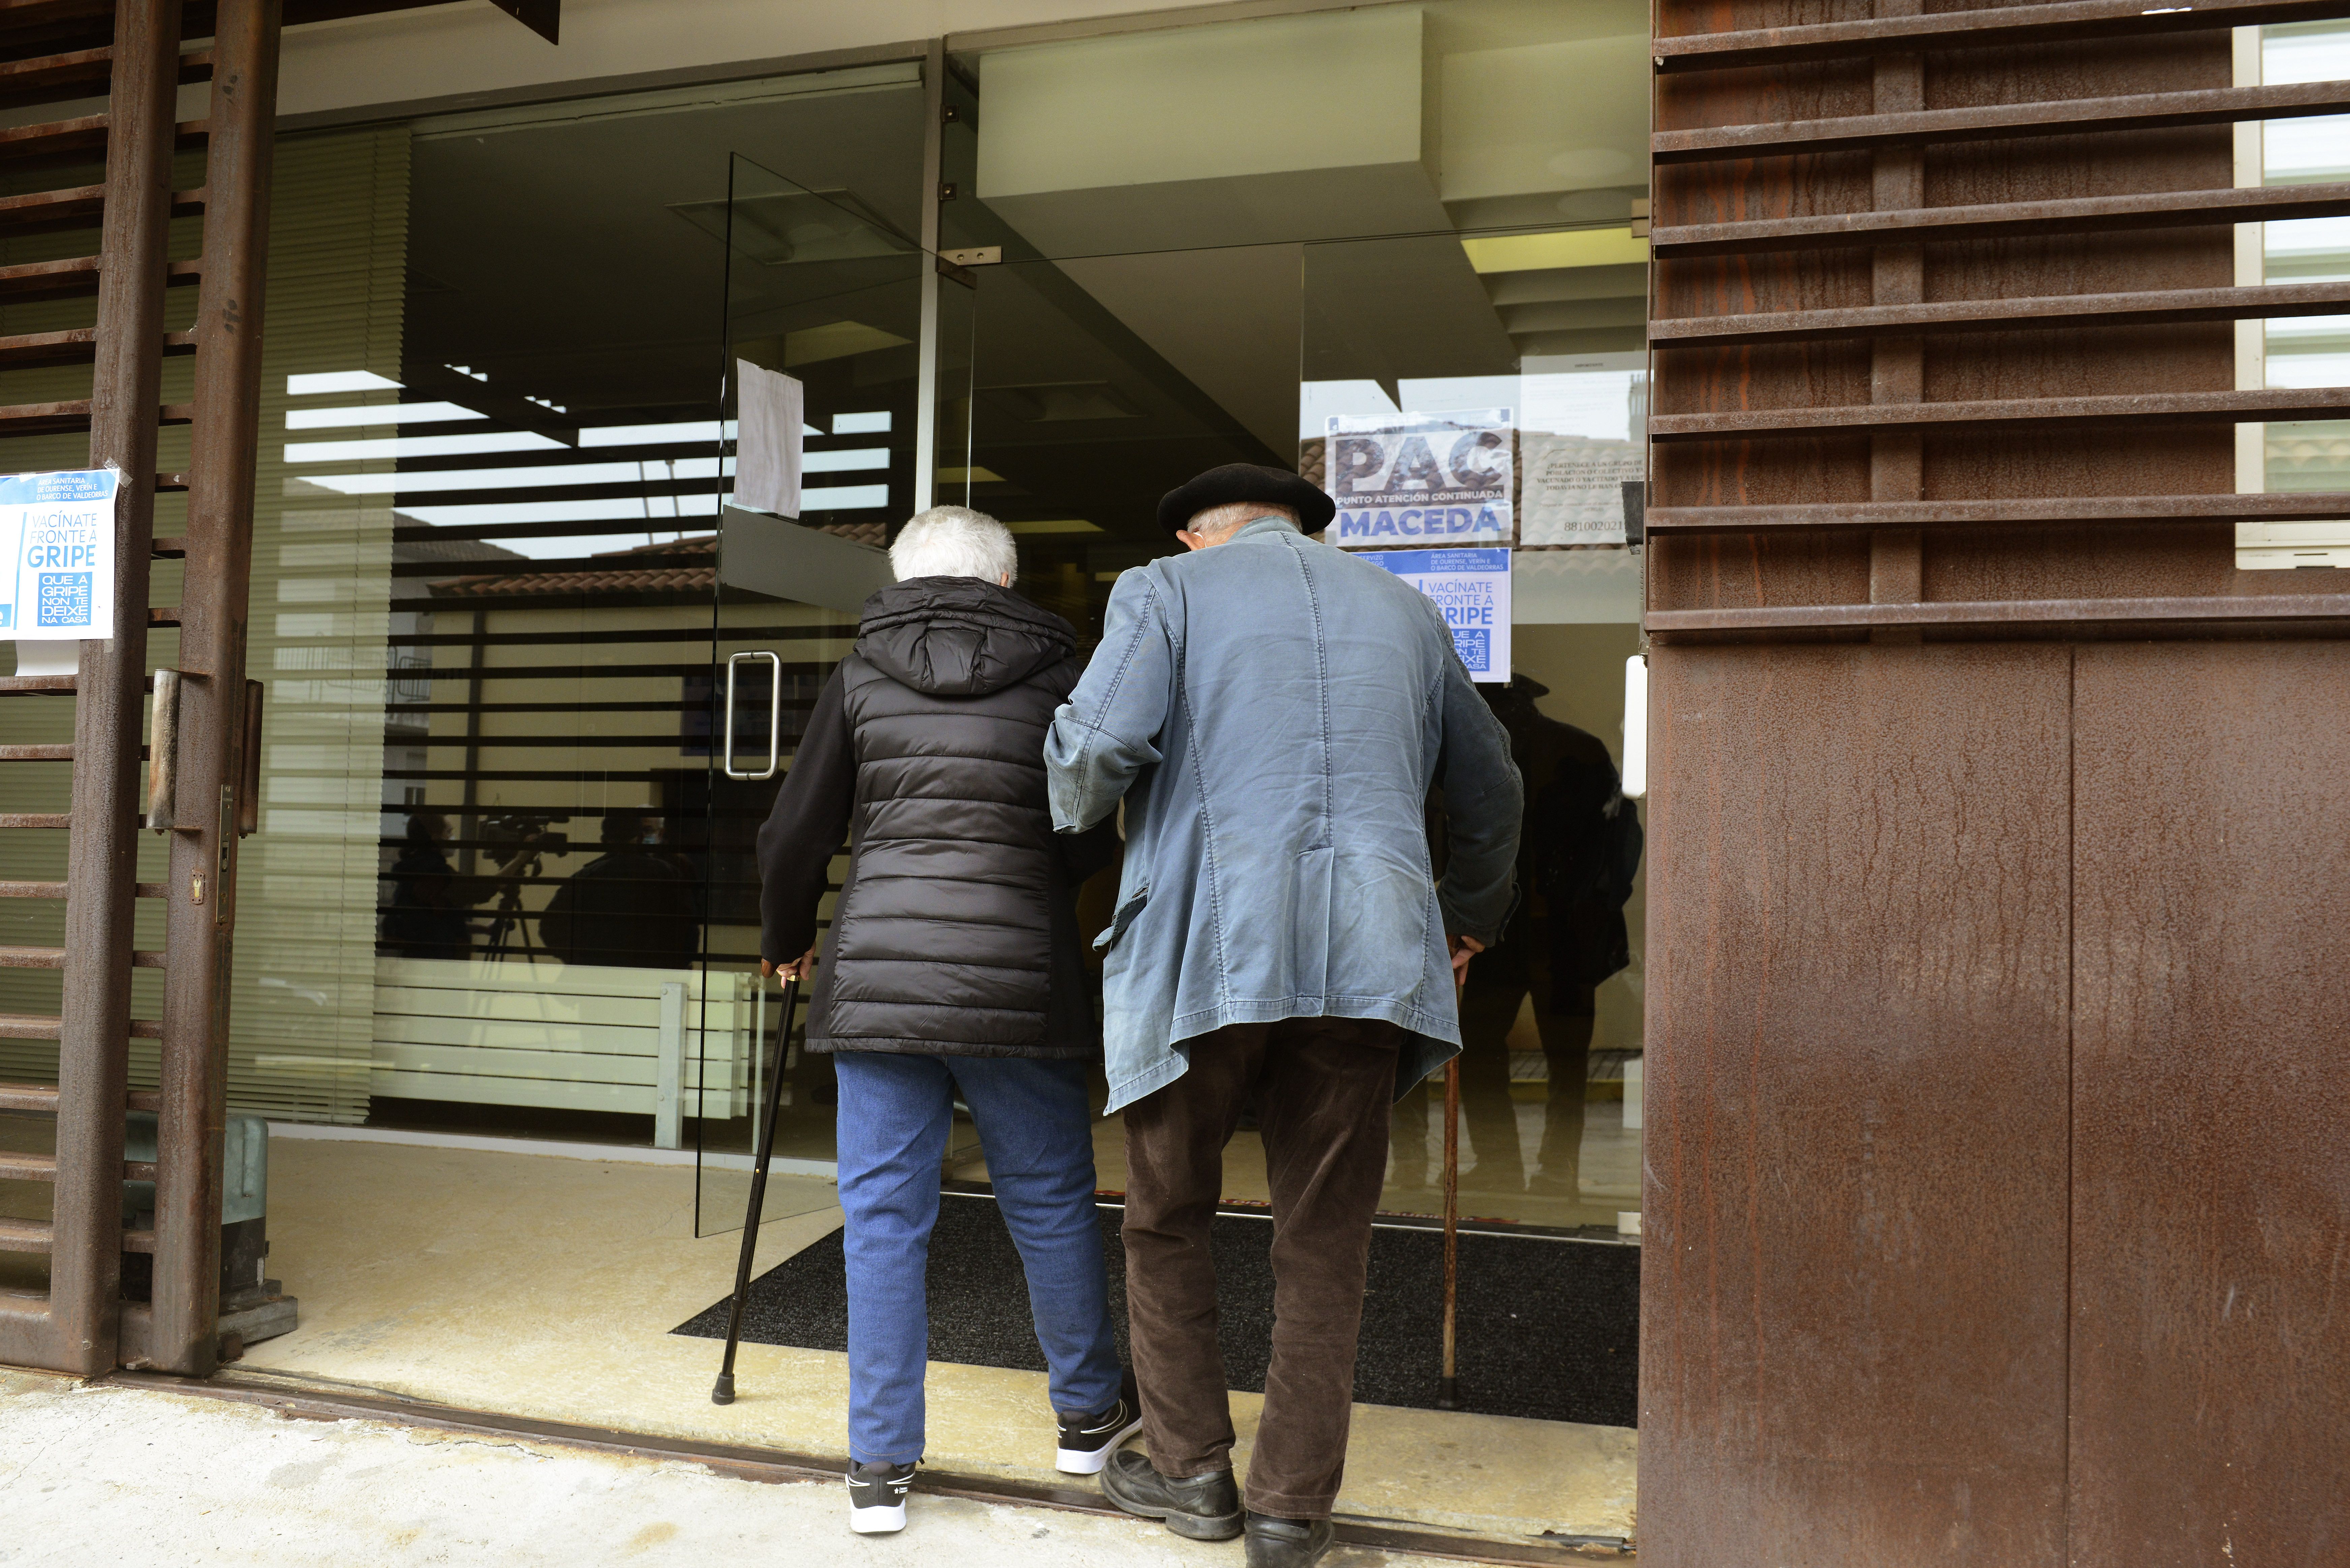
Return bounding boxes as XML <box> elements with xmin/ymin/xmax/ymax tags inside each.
<box><xmin>1120</xmin><ymin>1016</ymin><xmax>1402</xmax><ymax>1520</ymax></box>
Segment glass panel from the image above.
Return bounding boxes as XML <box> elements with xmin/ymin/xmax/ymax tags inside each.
<box><xmin>2251</xmin><ymin>21</ymin><xmax>2350</xmax><ymax>567</ymax></box>
<box><xmin>1303</xmin><ymin>233</ymin><xmax>1646</xmax><ymax>1235</ymax></box>
<box><xmin>693</xmin><ymin>151</ymin><xmax>982</xmax><ymax>1236</ymax></box>
<box><xmin>361</xmin><ymin>76</ymin><xmax>936</xmax><ymax>1190</ymax></box>
<box><xmin>950</xmin><ymin>0</ymin><xmax>1651</xmax><ymax>1236</ymax></box>
<box><xmin>47</xmin><ymin>66</ymin><xmax>929</xmax><ymax>1202</ymax></box>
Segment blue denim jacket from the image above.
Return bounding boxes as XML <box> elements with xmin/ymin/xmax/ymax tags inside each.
<box><xmin>1045</xmin><ymin>517</ymin><xmax>1524</xmax><ymax>1111</ymax></box>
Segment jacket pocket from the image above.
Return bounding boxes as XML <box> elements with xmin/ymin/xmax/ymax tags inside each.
<box><xmin>1093</xmin><ymin>884</ymin><xmax>1149</xmax><ymax>954</ymax></box>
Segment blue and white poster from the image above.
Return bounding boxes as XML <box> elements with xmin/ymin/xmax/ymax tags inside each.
<box><xmin>1363</xmin><ymin>546</ymin><xmax>1511</xmax><ymax>682</ymax></box>
<box><xmin>0</xmin><ymin>468</ymin><xmax>117</xmax><ymax>639</ymax></box>
<box><xmin>1325</xmin><ymin>408</ymin><xmax>1512</xmax><ymax>547</ymax></box>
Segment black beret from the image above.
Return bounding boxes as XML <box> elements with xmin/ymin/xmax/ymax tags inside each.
<box><xmin>1155</xmin><ymin>463</ymin><xmax>1337</xmax><ymax>537</ymax></box>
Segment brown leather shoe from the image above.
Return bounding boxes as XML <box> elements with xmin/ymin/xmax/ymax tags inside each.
<box><xmin>1099</xmin><ymin>1449</ymin><xmax>1243</xmax><ymax>1540</ymax></box>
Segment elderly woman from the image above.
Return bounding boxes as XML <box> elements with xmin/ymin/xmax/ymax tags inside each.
<box><xmin>756</xmin><ymin>505</ymin><xmax>1134</xmax><ymax>1535</ymax></box>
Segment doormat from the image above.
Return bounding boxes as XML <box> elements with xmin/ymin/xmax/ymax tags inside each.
<box><xmin>674</xmin><ymin>1192</ymin><xmax>1637</xmax><ymax>1428</ymax></box>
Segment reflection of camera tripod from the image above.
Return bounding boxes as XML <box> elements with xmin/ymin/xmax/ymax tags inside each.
<box><xmin>481</xmin><ymin>852</ymin><xmax>545</xmax><ymax>964</ymax></box>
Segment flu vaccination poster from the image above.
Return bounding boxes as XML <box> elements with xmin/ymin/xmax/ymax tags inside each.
<box><xmin>0</xmin><ymin>468</ymin><xmax>118</xmax><ymax>639</ymax></box>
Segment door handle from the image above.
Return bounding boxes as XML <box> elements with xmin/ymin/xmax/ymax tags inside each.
<box><xmin>723</xmin><ymin>651</ymin><xmax>782</xmax><ymax>780</ymax></box>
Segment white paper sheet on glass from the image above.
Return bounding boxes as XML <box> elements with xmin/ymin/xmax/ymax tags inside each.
<box><xmin>732</xmin><ymin>360</ymin><xmax>804</xmax><ymax>519</ymax></box>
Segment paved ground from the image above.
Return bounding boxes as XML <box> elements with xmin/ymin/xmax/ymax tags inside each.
<box><xmin>0</xmin><ymin>1371</ymin><xmax>1420</xmax><ymax>1568</ymax></box>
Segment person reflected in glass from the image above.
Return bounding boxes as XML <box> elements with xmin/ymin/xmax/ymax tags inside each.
<box><xmin>536</xmin><ymin>810</ymin><xmax>701</xmax><ymax>968</ymax></box>
<box><xmin>1395</xmin><ymin>675</ymin><xmax>1641</xmax><ymax>1205</ymax></box>
<box><xmin>756</xmin><ymin>507</ymin><xmax>1131</xmax><ymax>1536</ymax></box>
<box><xmin>380</xmin><ymin>810</ymin><xmax>541</xmax><ymax>960</ymax></box>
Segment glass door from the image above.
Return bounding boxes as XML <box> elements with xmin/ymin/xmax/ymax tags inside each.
<box><xmin>691</xmin><ymin>152</ymin><xmax>979</xmax><ymax>1235</ymax></box>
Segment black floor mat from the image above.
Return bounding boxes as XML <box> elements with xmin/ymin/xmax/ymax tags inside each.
<box><xmin>674</xmin><ymin>1193</ymin><xmax>1637</xmax><ymax>1428</ymax></box>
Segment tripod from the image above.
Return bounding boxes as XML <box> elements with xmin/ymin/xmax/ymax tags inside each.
<box><xmin>480</xmin><ymin>853</ymin><xmax>544</xmax><ymax>964</ymax></box>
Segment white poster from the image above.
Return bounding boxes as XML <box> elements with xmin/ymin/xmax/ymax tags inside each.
<box><xmin>1517</xmin><ymin>356</ymin><xmax>1647</xmax><ymax>547</ymax></box>
<box><xmin>0</xmin><ymin>467</ymin><xmax>118</xmax><ymax>639</ymax></box>
<box><xmin>1520</xmin><ymin>433</ymin><xmax>1644</xmax><ymax>546</ymax></box>
<box><xmin>1362</xmin><ymin>546</ymin><xmax>1512</xmax><ymax>682</ymax></box>
<box><xmin>1325</xmin><ymin>407</ymin><xmax>1513</xmax><ymax>547</ymax></box>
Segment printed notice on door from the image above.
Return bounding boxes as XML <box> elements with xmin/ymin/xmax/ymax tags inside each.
<box><xmin>1360</xmin><ymin>547</ymin><xmax>1512</xmax><ymax>682</ymax></box>
<box><xmin>1325</xmin><ymin>408</ymin><xmax>1513</xmax><ymax>547</ymax></box>
<box><xmin>0</xmin><ymin>468</ymin><xmax>118</xmax><ymax>639</ymax></box>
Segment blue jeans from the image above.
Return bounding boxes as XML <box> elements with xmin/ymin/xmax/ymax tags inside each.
<box><xmin>832</xmin><ymin>1051</ymin><xmax>1122</xmax><ymax>1467</ymax></box>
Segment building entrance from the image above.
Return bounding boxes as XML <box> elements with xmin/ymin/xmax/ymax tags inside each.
<box><xmin>0</xmin><ymin>3</ymin><xmax>1658</xmax><ymax>1546</ymax></box>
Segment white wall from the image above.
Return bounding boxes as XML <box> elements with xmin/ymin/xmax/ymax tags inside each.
<box><xmin>974</xmin><ymin>7</ymin><xmax>1421</xmax><ymax>196</ymax></box>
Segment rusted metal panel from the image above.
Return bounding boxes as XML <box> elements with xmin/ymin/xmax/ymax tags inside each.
<box><xmin>1639</xmin><ymin>643</ymin><xmax>2073</xmax><ymax>1567</ymax></box>
<box><xmin>148</xmin><ymin>0</ymin><xmax>279</xmax><ymax>1379</ymax></box>
<box><xmin>2068</xmin><ymin>643</ymin><xmax>2350</xmax><ymax>1564</ymax></box>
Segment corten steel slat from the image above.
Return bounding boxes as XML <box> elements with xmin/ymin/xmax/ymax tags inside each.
<box><xmin>0</xmin><ymin>254</ymin><xmax>200</xmax><ymax>304</ymax></box>
<box><xmin>1651</xmin><ymin>282</ymin><xmax>2350</xmax><ymax>347</ymax></box>
<box><xmin>0</xmin><ymin>1013</ymin><xmax>163</xmax><ymax>1036</ymax></box>
<box><xmin>0</xmin><ymin>326</ymin><xmax>195</xmax><ymax>371</ymax></box>
<box><xmin>0</xmin><ymin>1081</ymin><xmax>63</xmax><ymax>1110</ymax></box>
<box><xmin>0</xmin><ymin>44</ymin><xmax>210</xmax><ymax>112</ymax></box>
<box><xmin>1645</xmin><ymin>593</ymin><xmax>2350</xmax><ymax>635</ymax></box>
<box><xmin>0</xmin><ymin>879</ymin><xmax>169</xmax><ymax>897</ymax></box>
<box><xmin>39</xmin><ymin>0</ymin><xmax>181</xmax><ymax>1379</ymax></box>
<box><xmin>1649</xmin><ymin>180</ymin><xmax>2350</xmax><ymax>257</ymax></box>
<box><xmin>1651</xmin><ymin>0</ymin><xmax>2350</xmax><ymax>70</ymax></box>
<box><xmin>0</xmin><ymin>945</ymin><xmax>167</xmax><ymax>966</ymax></box>
<box><xmin>1649</xmin><ymin>387</ymin><xmax>2350</xmax><ymax>441</ymax></box>
<box><xmin>1646</xmin><ymin>492</ymin><xmax>2350</xmax><ymax>534</ymax></box>
<box><xmin>0</xmin><ymin>1217</ymin><xmax>57</xmax><ymax>1252</ymax></box>
<box><xmin>147</xmin><ymin>0</ymin><xmax>278</xmax><ymax>1379</ymax></box>
<box><xmin>2068</xmin><ymin>645</ymin><xmax>2350</xmax><ymax>1563</ymax></box>
<box><xmin>0</xmin><ymin>396</ymin><xmax>191</xmax><ymax>434</ymax></box>
<box><xmin>0</xmin><ymin>186</ymin><xmax>205</xmax><ymax>242</ymax></box>
<box><xmin>1653</xmin><ymin>79</ymin><xmax>2350</xmax><ymax>163</ymax></box>
<box><xmin>0</xmin><ymin>814</ymin><xmax>69</xmax><ymax>826</ymax></box>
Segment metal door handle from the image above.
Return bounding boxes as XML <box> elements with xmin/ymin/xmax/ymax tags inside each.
<box><xmin>723</xmin><ymin>651</ymin><xmax>782</xmax><ymax>780</ymax></box>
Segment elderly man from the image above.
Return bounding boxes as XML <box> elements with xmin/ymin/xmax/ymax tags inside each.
<box><xmin>1045</xmin><ymin>464</ymin><xmax>1522</xmax><ymax>1568</ymax></box>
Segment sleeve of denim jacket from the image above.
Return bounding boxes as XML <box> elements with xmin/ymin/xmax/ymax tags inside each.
<box><xmin>1432</xmin><ymin>645</ymin><xmax>1524</xmax><ymax>946</ymax></box>
<box><xmin>1045</xmin><ymin>569</ymin><xmax>1169</xmax><ymax>833</ymax></box>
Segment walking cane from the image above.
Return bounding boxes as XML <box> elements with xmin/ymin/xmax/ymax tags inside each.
<box><xmin>1436</xmin><ymin>1054</ymin><xmax>1461</xmax><ymax>1409</ymax></box>
<box><xmin>1436</xmin><ymin>938</ymin><xmax>1469</xmax><ymax>1411</ymax></box>
<box><xmin>712</xmin><ymin>970</ymin><xmax>801</xmax><ymax>1405</ymax></box>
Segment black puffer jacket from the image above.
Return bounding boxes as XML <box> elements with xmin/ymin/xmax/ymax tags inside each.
<box><xmin>756</xmin><ymin>577</ymin><xmax>1119</xmax><ymax>1058</ymax></box>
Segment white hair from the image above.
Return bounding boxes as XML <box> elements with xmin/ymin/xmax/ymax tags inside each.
<box><xmin>1185</xmin><ymin>499</ymin><xmax>1298</xmax><ymax>540</ymax></box>
<box><xmin>890</xmin><ymin>505</ymin><xmax>1018</xmax><ymax>586</ymax></box>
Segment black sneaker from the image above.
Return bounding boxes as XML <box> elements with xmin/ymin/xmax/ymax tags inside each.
<box><xmin>845</xmin><ymin>1459</ymin><xmax>915</xmax><ymax>1534</ymax></box>
<box><xmin>1099</xmin><ymin>1448</ymin><xmax>1244</xmax><ymax>1541</ymax></box>
<box><xmin>1245</xmin><ymin>1513</ymin><xmax>1335</xmax><ymax>1568</ymax></box>
<box><xmin>1055</xmin><ymin>1369</ymin><xmax>1144</xmax><ymax>1475</ymax></box>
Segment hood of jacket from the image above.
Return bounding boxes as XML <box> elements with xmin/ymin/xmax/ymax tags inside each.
<box><xmin>855</xmin><ymin>576</ymin><xmax>1077</xmax><ymax>697</ymax></box>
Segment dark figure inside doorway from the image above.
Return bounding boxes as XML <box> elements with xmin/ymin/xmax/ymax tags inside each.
<box><xmin>537</xmin><ymin>810</ymin><xmax>702</xmax><ymax>968</ymax></box>
<box><xmin>1394</xmin><ymin>675</ymin><xmax>1641</xmax><ymax>1204</ymax></box>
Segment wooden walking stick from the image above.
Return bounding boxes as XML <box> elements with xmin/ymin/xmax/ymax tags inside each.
<box><xmin>1437</xmin><ymin>1053</ymin><xmax>1462</xmax><ymax>1409</ymax></box>
<box><xmin>712</xmin><ymin>970</ymin><xmax>801</xmax><ymax>1405</ymax></box>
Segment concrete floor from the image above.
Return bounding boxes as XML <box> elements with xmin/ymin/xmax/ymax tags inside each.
<box><xmin>0</xmin><ymin>1369</ymin><xmax>1425</xmax><ymax>1567</ymax></box>
<box><xmin>235</xmin><ymin>1136</ymin><xmax>1637</xmax><ymax>1549</ymax></box>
